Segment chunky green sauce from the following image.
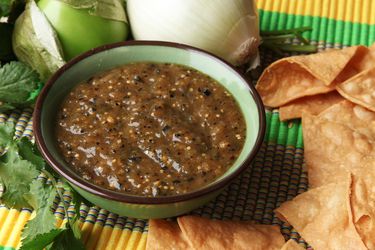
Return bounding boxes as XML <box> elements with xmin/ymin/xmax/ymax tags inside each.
<box><xmin>56</xmin><ymin>63</ymin><xmax>246</xmax><ymax>196</ymax></box>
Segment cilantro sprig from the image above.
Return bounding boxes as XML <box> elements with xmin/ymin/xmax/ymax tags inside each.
<box><xmin>0</xmin><ymin>122</ymin><xmax>85</xmax><ymax>249</ymax></box>
<box><xmin>0</xmin><ymin>61</ymin><xmax>43</xmax><ymax>112</ymax></box>
<box><xmin>0</xmin><ymin>0</ymin><xmax>25</xmax><ymax>21</ymax></box>
<box><xmin>261</xmin><ymin>26</ymin><xmax>317</xmax><ymax>55</ymax></box>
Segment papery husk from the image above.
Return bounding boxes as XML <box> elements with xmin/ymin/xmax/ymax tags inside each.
<box><xmin>12</xmin><ymin>0</ymin><xmax>65</xmax><ymax>81</ymax></box>
<box><xmin>58</xmin><ymin>0</ymin><xmax>127</xmax><ymax>23</ymax></box>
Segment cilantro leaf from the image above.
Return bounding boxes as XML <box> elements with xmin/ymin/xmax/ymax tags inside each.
<box><xmin>0</xmin><ymin>124</ymin><xmax>86</xmax><ymax>248</ymax></box>
<box><xmin>0</xmin><ymin>0</ymin><xmax>25</xmax><ymax>20</ymax></box>
<box><xmin>47</xmin><ymin>228</ymin><xmax>86</xmax><ymax>250</ymax></box>
<box><xmin>0</xmin><ymin>0</ymin><xmax>11</xmax><ymax>17</ymax></box>
<box><xmin>0</xmin><ymin>121</ymin><xmax>14</xmax><ymax>148</ymax></box>
<box><xmin>0</xmin><ymin>102</ymin><xmax>16</xmax><ymax>113</ymax></box>
<box><xmin>22</xmin><ymin>179</ymin><xmax>58</xmax><ymax>247</ymax></box>
<box><xmin>18</xmin><ymin>137</ymin><xmax>45</xmax><ymax>170</ymax></box>
<box><xmin>0</xmin><ymin>61</ymin><xmax>41</xmax><ymax>112</ymax></box>
<box><xmin>21</xmin><ymin>179</ymin><xmax>57</xmax><ymax>244</ymax></box>
<box><xmin>20</xmin><ymin>229</ymin><xmax>65</xmax><ymax>250</ymax></box>
<box><xmin>0</xmin><ymin>143</ymin><xmax>39</xmax><ymax>208</ymax></box>
<box><xmin>26</xmin><ymin>82</ymin><xmax>43</xmax><ymax>102</ymax></box>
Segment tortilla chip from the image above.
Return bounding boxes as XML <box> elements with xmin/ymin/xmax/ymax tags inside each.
<box><xmin>146</xmin><ymin>219</ymin><xmax>190</xmax><ymax>250</ymax></box>
<box><xmin>280</xmin><ymin>240</ymin><xmax>305</xmax><ymax>250</ymax></box>
<box><xmin>350</xmin><ymin>177</ymin><xmax>375</xmax><ymax>250</ymax></box>
<box><xmin>302</xmin><ymin>113</ymin><xmax>375</xmax><ymax>188</ymax></box>
<box><xmin>303</xmin><ymin>110</ymin><xmax>375</xmax><ymax>248</ymax></box>
<box><xmin>256</xmin><ymin>46</ymin><xmax>367</xmax><ymax>107</ymax></box>
<box><xmin>279</xmin><ymin>91</ymin><xmax>344</xmax><ymax>121</ymax></box>
<box><xmin>275</xmin><ymin>175</ymin><xmax>367</xmax><ymax>250</ymax></box>
<box><xmin>177</xmin><ymin>216</ymin><xmax>284</xmax><ymax>250</ymax></box>
<box><xmin>256</xmin><ymin>60</ymin><xmax>335</xmax><ymax>107</ymax></box>
<box><xmin>319</xmin><ymin>100</ymin><xmax>375</xmax><ymax>139</ymax></box>
<box><xmin>336</xmin><ymin>67</ymin><xmax>375</xmax><ymax>112</ymax></box>
<box><xmin>291</xmin><ymin>46</ymin><xmax>368</xmax><ymax>85</ymax></box>
<box><xmin>358</xmin><ymin>43</ymin><xmax>375</xmax><ymax>71</ymax></box>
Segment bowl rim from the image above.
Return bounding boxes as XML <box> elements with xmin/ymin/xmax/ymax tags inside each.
<box><xmin>33</xmin><ymin>40</ymin><xmax>266</xmax><ymax>205</ymax></box>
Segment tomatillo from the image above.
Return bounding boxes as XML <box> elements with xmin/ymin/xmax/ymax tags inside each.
<box><xmin>37</xmin><ymin>0</ymin><xmax>129</xmax><ymax>60</ymax></box>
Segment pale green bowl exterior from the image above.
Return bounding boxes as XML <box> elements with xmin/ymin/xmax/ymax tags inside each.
<box><xmin>72</xmin><ymin>184</ymin><xmax>224</xmax><ymax>218</ymax></box>
<box><xmin>36</xmin><ymin>42</ymin><xmax>264</xmax><ymax>219</ymax></box>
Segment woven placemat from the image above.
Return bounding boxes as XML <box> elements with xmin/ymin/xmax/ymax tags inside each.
<box><xmin>1</xmin><ymin>0</ymin><xmax>375</xmax><ymax>249</ymax></box>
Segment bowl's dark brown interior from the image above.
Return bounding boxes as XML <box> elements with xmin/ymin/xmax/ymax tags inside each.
<box><xmin>33</xmin><ymin>41</ymin><xmax>266</xmax><ymax>204</ymax></box>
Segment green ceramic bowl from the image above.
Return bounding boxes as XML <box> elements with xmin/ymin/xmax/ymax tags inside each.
<box><xmin>34</xmin><ymin>41</ymin><xmax>265</xmax><ymax>219</ymax></box>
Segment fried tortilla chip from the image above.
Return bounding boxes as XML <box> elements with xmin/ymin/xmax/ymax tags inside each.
<box><xmin>177</xmin><ymin>216</ymin><xmax>284</xmax><ymax>250</ymax></box>
<box><xmin>337</xmin><ymin>67</ymin><xmax>375</xmax><ymax>112</ymax></box>
<box><xmin>303</xmin><ymin>109</ymin><xmax>375</xmax><ymax>248</ymax></box>
<box><xmin>256</xmin><ymin>46</ymin><xmax>367</xmax><ymax>107</ymax></box>
<box><xmin>279</xmin><ymin>91</ymin><xmax>343</xmax><ymax>121</ymax></box>
<box><xmin>358</xmin><ymin>43</ymin><xmax>375</xmax><ymax>71</ymax></box>
<box><xmin>302</xmin><ymin>113</ymin><xmax>375</xmax><ymax>188</ymax></box>
<box><xmin>351</xmin><ymin>177</ymin><xmax>375</xmax><ymax>250</ymax></box>
<box><xmin>256</xmin><ymin>60</ymin><xmax>335</xmax><ymax>107</ymax></box>
<box><xmin>280</xmin><ymin>240</ymin><xmax>305</xmax><ymax>250</ymax></box>
<box><xmin>319</xmin><ymin>100</ymin><xmax>375</xmax><ymax>139</ymax></box>
<box><xmin>146</xmin><ymin>219</ymin><xmax>190</xmax><ymax>250</ymax></box>
<box><xmin>290</xmin><ymin>46</ymin><xmax>368</xmax><ymax>85</ymax></box>
<box><xmin>275</xmin><ymin>176</ymin><xmax>367</xmax><ymax>250</ymax></box>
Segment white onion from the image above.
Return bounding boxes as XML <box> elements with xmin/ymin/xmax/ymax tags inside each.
<box><xmin>127</xmin><ymin>0</ymin><xmax>260</xmax><ymax>66</ymax></box>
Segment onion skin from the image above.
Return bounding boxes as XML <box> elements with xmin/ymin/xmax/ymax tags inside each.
<box><xmin>127</xmin><ymin>0</ymin><xmax>260</xmax><ymax>66</ymax></box>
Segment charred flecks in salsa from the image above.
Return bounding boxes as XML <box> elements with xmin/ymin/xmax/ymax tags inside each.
<box><xmin>56</xmin><ymin>63</ymin><xmax>246</xmax><ymax>197</ymax></box>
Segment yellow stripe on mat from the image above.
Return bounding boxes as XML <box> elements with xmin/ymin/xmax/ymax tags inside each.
<box><xmin>105</xmin><ymin>217</ymin><xmax>126</xmax><ymax>250</ymax></box>
<box><xmin>125</xmin><ymin>231</ymin><xmax>143</xmax><ymax>250</ymax></box>
<box><xmin>0</xmin><ymin>209</ymin><xmax>32</xmax><ymax>249</ymax></box>
<box><xmin>9</xmin><ymin>210</ymin><xmax>31</xmax><ymax>249</ymax></box>
<box><xmin>85</xmin><ymin>209</ymin><xmax>108</xmax><ymax>250</ymax></box>
<box><xmin>115</xmin><ymin>230</ymin><xmax>132</xmax><ymax>250</ymax></box>
<box><xmin>0</xmin><ymin>207</ymin><xmax>10</xmax><ymax>229</ymax></box>
<box><xmin>0</xmin><ymin>208</ymin><xmax>148</xmax><ymax>250</ymax></box>
<box><xmin>94</xmin><ymin>213</ymin><xmax>117</xmax><ymax>250</ymax></box>
<box><xmin>136</xmin><ymin>233</ymin><xmax>147</xmax><ymax>250</ymax></box>
<box><xmin>105</xmin><ymin>228</ymin><xmax>123</xmax><ymax>250</ymax></box>
<box><xmin>257</xmin><ymin>0</ymin><xmax>375</xmax><ymax>25</ymax></box>
<box><xmin>0</xmin><ymin>210</ymin><xmax>19</xmax><ymax>246</ymax></box>
<box><xmin>81</xmin><ymin>207</ymin><xmax>100</xmax><ymax>245</ymax></box>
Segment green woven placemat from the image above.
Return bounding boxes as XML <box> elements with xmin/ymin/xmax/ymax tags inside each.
<box><xmin>1</xmin><ymin>0</ymin><xmax>375</xmax><ymax>249</ymax></box>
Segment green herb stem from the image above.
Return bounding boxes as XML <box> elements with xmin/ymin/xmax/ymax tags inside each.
<box><xmin>262</xmin><ymin>42</ymin><xmax>317</xmax><ymax>54</ymax></box>
<box><xmin>274</xmin><ymin>44</ymin><xmax>318</xmax><ymax>53</ymax></box>
<box><xmin>260</xmin><ymin>26</ymin><xmax>317</xmax><ymax>54</ymax></box>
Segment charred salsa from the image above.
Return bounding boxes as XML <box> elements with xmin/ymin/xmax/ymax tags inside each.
<box><xmin>56</xmin><ymin>63</ymin><xmax>246</xmax><ymax>197</ymax></box>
